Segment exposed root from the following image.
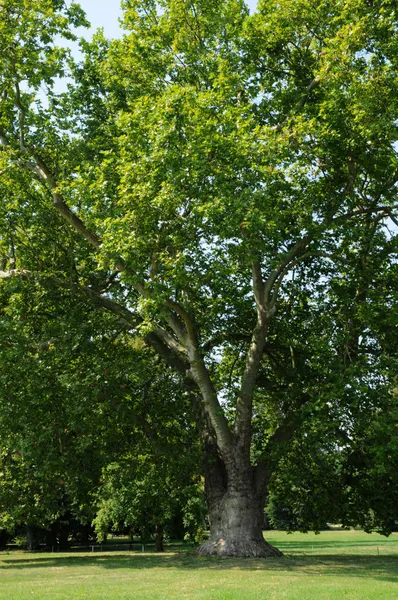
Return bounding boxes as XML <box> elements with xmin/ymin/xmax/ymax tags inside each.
<box><xmin>198</xmin><ymin>537</ymin><xmax>283</xmax><ymax>558</ymax></box>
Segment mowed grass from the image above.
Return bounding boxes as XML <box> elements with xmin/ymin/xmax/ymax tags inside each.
<box><xmin>0</xmin><ymin>530</ymin><xmax>397</xmax><ymax>600</ymax></box>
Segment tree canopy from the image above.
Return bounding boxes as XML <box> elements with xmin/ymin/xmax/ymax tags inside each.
<box><xmin>1</xmin><ymin>0</ymin><xmax>398</xmax><ymax>556</ymax></box>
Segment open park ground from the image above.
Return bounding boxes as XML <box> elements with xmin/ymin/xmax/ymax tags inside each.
<box><xmin>0</xmin><ymin>530</ymin><xmax>397</xmax><ymax>600</ymax></box>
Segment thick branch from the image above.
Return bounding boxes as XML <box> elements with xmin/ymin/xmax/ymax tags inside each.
<box><xmin>202</xmin><ymin>331</ymin><xmax>251</xmax><ymax>353</ymax></box>
<box><xmin>77</xmin><ymin>285</ymin><xmax>189</xmax><ymax>362</ymax></box>
<box><xmin>263</xmin><ymin>202</ymin><xmax>398</xmax><ymax>312</ymax></box>
<box><xmin>264</xmin><ymin>236</ymin><xmax>312</xmax><ymax>306</ymax></box>
<box><xmin>235</xmin><ymin>318</ymin><xmax>269</xmax><ymax>448</ymax></box>
<box><xmin>53</xmin><ymin>194</ymin><xmax>102</xmax><ymax>248</ymax></box>
<box><xmin>234</xmin><ymin>262</ymin><xmax>270</xmax><ymax>450</ymax></box>
<box><xmin>0</xmin><ymin>269</ymin><xmax>31</xmax><ymax>280</ymax></box>
<box><xmin>164</xmin><ymin>300</ymin><xmax>191</xmax><ymax>342</ymax></box>
<box><xmin>252</xmin><ymin>261</ymin><xmax>266</xmax><ymax>311</ymax></box>
<box><xmin>152</xmin><ymin>325</ymin><xmax>187</xmax><ymax>355</ymax></box>
<box><xmin>185</xmin><ymin>327</ymin><xmax>233</xmax><ymax>456</ymax></box>
<box><xmin>82</xmin><ymin>286</ymin><xmax>141</xmax><ymax>327</ymax></box>
<box><xmin>0</xmin><ymin>267</ymin><xmax>188</xmax><ymax>371</ymax></box>
<box><xmin>14</xmin><ymin>80</ymin><xmax>25</xmax><ymax>151</ymax></box>
<box><xmin>145</xmin><ymin>332</ymin><xmax>190</xmax><ymax>375</ymax></box>
<box><xmin>1</xmin><ymin>130</ymin><xmax>192</xmax><ymax>346</ymax></box>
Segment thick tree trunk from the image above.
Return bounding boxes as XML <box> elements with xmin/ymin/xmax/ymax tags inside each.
<box><xmin>199</xmin><ymin>492</ymin><xmax>282</xmax><ymax>558</ymax></box>
<box><xmin>199</xmin><ymin>444</ymin><xmax>282</xmax><ymax>558</ymax></box>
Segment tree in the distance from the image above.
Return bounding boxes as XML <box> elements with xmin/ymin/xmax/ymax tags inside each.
<box><xmin>1</xmin><ymin>0</ymin><xmax>398</xmax><ymax>556</ymax></box>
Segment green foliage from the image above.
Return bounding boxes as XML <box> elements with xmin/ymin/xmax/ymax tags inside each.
<box><xmin>1</xmin><ymin>0</ymin><xmax>398</xmax><ymax>542</ymax></box>
<box><xmin>93</xmin><ymin>457</ymin><xmax>205</xmax><ymax>543</ymax></box>
<box><xmin>0</xmin><ymin>266</ymin><xmax>202</xmax><ymax>535</ymax></box>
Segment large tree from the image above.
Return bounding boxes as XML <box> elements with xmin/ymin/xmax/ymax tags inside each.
<box><xmin>1</xmin><ymin>0</ymin><xmax>398</xmax><ymax>556</ymax></box>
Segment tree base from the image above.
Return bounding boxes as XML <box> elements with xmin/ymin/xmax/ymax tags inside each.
<box><xmin>198</xmin><ymin>536</ymin><xmax>283</xmax><ymax>558</ymax></box>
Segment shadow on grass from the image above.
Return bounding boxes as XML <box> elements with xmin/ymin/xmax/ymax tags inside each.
<box><xmin>1</xmin><ymin>552</ymin><xmax>397</xmax><ymax>584</ymax></box>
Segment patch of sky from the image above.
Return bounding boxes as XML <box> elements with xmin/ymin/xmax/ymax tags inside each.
<box><xmin>40</xmin><ymin>0</ymin><xmax>260</xmax><ymax>100</ymax></box>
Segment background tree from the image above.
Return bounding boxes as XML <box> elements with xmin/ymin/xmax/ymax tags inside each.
<box><xmin>0</xmin><ymin>268</ymin><xmax>202</xmax><ymax>547</ymax></box>
<box><xmin>93</xmin><ymin>455</ymin><xmax>206</xmax><ymax>551</ymax></box>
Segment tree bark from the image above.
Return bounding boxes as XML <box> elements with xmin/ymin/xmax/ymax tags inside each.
<box><xmin>199</xmin><ymin>443</ymin><xmax>282</xmax><ymax>558</ymax></box>
<box><xmin>45</xmin><ymin>524</ymin><xmax>57</xmax><ymax>548</ymax></box>
<box><xmin>26</xmin><ymin>524</ymin><xmax>40</xmax><ymax>551</ymax></box>
<box><xmin>155</xmin><ymin>523</ymin><xmax>164</xmax><ymax>552</ymax></box>
<box><xmin>58</xmin><ymin>524</ymin><xmax>70</xmax><ymax>549</ymax></box>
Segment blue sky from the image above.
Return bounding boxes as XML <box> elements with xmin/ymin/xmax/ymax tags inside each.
<box><xmin>76</xmin><ymin>0</ymin><xmax>259</xmax><ymax>39</ymax></box>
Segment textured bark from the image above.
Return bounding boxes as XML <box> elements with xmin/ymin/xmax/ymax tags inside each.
<box><xmin>199</xmin><ymin>444</ymin><xmax>282</xmax><ymax>558</ymax></box>
<box><xmin>199</xmin><ymin>496</ymin><xmax>282</xmax><ymax>557</ymax></box>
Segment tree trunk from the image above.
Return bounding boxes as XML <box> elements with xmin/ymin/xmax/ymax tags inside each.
<box><xmin>45</xmin><ymin>524</ymin><xmax>57</xmax><ymax>548</ymax></box>
<box><xmin>155</xmin><ymin>523</ymin><xmax>164</xmax><ymax>552</ymax></box>
<box><xmin>199</xmin><ymin>492</ymin><xmax>282</xmax><ymax>558</ymax></box>
<box><xmin>58</xmin><ymin>524</ymin><xmax>69</xmax><ymax>549</ymax></box>
<box><xmin>26</xmin><ymin>524</ymin><xmax>40</xmax><ymax>551</ymax></box>
<box><xmin>199</xmin><ymin>444</ymin><xmax>282</xmax><ymax>558</ymax></box>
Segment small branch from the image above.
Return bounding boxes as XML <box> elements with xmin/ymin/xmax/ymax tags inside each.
<box><xmin>262</xmin><ymin>395</ymin><xmax>311</xmax><ymax>458</ymax></box>
<box><xmin>377</xmin><ymin>167</ymin><xmax>398</xmax><ymax>199</ymax></box>
<box><xmin>264</xmin><ymin>236</ymin><xmax>312</xmax><ymax>304</ymax></box>
<box><xmin>8</xmin><ymin>237</ymin><xmax>16</xmax><ymax>270</ymax></box>
<box><xmin>386</xmin><ymin>209</ymin><xmax>398</xmax><ymax>228</ymax></box>
<box><xmin>331</xmin><ymin>205</ymin><xmax>398</xmax><ymax>225</ymax></box>
<box><xmin>270</xmin><ymin>251</ymin><xmax>334</xmax><ymax>306</ymax></box>
<box><xmin>202</xmin><ymin>331</ymin><xmax>251</xmax><ymax>353</ymax></box>
<box><xmin>263</xmin><ymin>202</ymin><xmax>397</xmax><ymax>312</ymax></box>
<box><xmin>186</xmin><ymin>2</ymin><xmax>205</xmax><ymax>48</ymax></box>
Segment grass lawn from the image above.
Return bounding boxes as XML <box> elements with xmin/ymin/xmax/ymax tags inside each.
<box><xmin>0</xmin><ymin>530</ymin><xmax>397</xmax><ymax>600</ymax></box>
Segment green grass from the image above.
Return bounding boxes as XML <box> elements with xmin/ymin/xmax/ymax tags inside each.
<box><xmin>0</xmin><ymin>530</ymin><xmax>397</xmax><ymax>600</ymax></box>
